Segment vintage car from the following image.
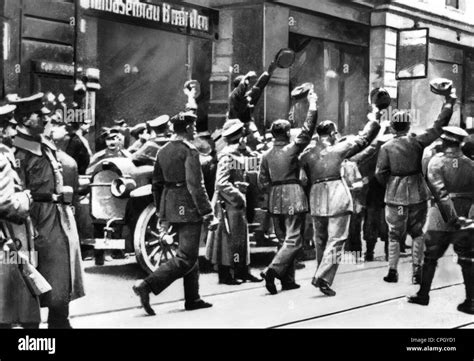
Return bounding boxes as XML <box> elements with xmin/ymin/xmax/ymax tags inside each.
<box><xmin>78</xmin><ymin>151</ymin><xmax>276</xmax><ymax>274</ymax></box>
<box><xmin>79</xmin><ymin>157</ymin><xmax>181</xmax><ymax>274</ymax></box>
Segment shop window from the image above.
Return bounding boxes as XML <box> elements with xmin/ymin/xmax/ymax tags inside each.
<box><xmin>446</xmin><ymin>0</ymin><xmax>459</xmax><ymax>8</ymax></box>
<box><xmin>289</xmin><ymin>33</ymin><xmax>369</xmax><ymax>135</ymax></box>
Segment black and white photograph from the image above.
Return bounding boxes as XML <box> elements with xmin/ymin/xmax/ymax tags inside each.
<box><xmin>0</xmin><ymin>0</ymin><xmax>473</xmax><ymax>358</ymax></box>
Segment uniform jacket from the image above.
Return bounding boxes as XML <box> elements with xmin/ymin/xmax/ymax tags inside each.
<box><xmin>258</xmin><ymin>109</ymin><xmax>318</xmax><ymax>214</ymax></box>
<box><xmin>0</xmin><ymin>145</ymin><xmax>41</xmax><ymax>324</ymax></box>
<box><xmin>14</xmin><ymin>130</ymin><xmax>85</xmax><ymax>307</ymax></box>
<box><xmin>375</xmin><ymin>102</ymin><xmax>454</xmax><ymax>206</ymax></box>
<box><xmin>152</xmin><ymin>137</ymin><xmax>213</xmax><ymax>223</ymax></box>
<box><xmin>424</xmin><ymin>148</ymin><xmax>474</xmax><ymax>232</ymax></box>
<box><xmin>299</xmin><ymin>120</ymin><xmax>381</xmax><ymax>217</ymax></box>
<box><xmin>65</xmin><ymin>133</ymin><xmax>91</xmax><ymax>175</ymax></box>
<box><xmin>206</xmin><ymin>143</ymin><xmax>250</xmax><ymax>266</ymax></box>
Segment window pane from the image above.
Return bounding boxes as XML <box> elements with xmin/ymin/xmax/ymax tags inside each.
<box><xmin>446</xmin><ymin>0</ymin><xmax>459</xmax><ymax>8</ymax></box>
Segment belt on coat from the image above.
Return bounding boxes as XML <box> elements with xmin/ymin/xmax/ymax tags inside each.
<box><xmin>390</xmin><ymin>170</ymin><xmax>421</xmax><ymax>177</ymax></box>
<box><xmin>163</xmin><ymin>181</ymin><xmax>186</xmax><ymax>188</ymax></box>
<box><xmin>312</xmin><ymin>176</ymin><xmax>341</xmax><ymax>184</ymax></box>
<box><xmin>271</xmin><ymin>179</ymin><xmax>301</xmax><ymax>186</ymax></box>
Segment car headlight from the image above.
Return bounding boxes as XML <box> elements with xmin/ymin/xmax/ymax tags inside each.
<box><xmin>110</xmin><ymin>177</ymin><xmax>137</xmax><ymax>198</ymax></box>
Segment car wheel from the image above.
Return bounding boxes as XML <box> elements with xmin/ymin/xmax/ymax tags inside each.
<box><xmin>134</xmin><ymin>204</ymin><xmax>178</xmax><ymax>274</ymax></box>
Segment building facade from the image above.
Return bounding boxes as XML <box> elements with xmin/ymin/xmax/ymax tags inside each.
<box><xmin>1</xmin><ymin>0</ymin><xmax>473</xmax><ymax>140</ymax></box>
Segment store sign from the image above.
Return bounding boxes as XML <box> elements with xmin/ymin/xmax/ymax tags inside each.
<box><xmin>80</xmin><ymin>0</ymin><xmax>216</xmax><ymax>36</ymax></box>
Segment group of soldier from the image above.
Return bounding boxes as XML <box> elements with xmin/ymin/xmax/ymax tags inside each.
<box><xmin>0</xmin><ymin>68</ymin><xmax>473</xmax><ymax>328</ymax></box>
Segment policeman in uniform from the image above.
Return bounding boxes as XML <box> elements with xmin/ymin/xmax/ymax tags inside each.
<box><xmin>376</xmin><ymin>88</ymin><xmax>457</xmax><ymax>284</ymax></box>
<box><xmin>299</xmin><ymin>117</ymin><xmax>380</xmax><ymax>296</ymax></box>
<box><xmin>206</xmin><ymin>119</ymin><xmax>263</xmax><ymax>285</ymax></box>
<box><xmin>407</xmin><ymin>127</ymin><xmax>474</xmax><ymax>314</ymax></box>
<box><xmin>0</xmin><ymin>103</ymin><xmax>41</xmax><ymax>329</ymax></box>
<box><xmin>258</xmin><ymin>89</ymin><xmax>318</xmax><ymax>294</ymax></box>
<box><xmin>132</xmin><ymin>111</ymin><xmax>217</xmax><ymax>315</ymax></box>
<box><xmin>12</xmin><ymin>93</ymin><xmax>85</xmax><ymax>328</ymax></box>
<box><xmin>131</xmin><ymin>115</ymin><xmax>170</xmax><ymax>166</ymax></box>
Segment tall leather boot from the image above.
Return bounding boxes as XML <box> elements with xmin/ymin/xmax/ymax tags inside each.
<box><xmin>407</xmin><ymin>259</ymin><xmax>437</xmax><ymax>306</ymax></box>
<box><xmin>457</xmin><ymin>261</ymin><xmax>474</xmax><ymax>315</ymax></box>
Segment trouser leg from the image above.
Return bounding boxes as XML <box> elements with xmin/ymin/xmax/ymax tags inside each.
<box><xmin>144</xmin><ymin>223</ymin><xmax>201</xmax><ymax>296</ymax></box>
<box><xmin>417</xmin><ymin>231</ymin><xmax>450</xmax><ymax>298</ymax></box>
<box><xmin>363</xmin><ymin>206</ymin><xmax>378</xmax><ymax>257</ymax></box>
<box><xmin>453</xmin><ymin>230</ymin><xmax>474</xmax><ymax>304</ymax></box>
<box><xmin>312</xmin><ymin>216</ymin><xmax>328</xmax><ymax>270</ymax></box>
<box><xmin>268</xmin><ymin>214</ymin><xmax>304</xmax><ymax>284</ymax></box>
<box><xmin>386</xmin><ymin>205</ymin><xmax>408</xmax><ymax>271</ymax></box>
<box><xmin>346</xmin><ymin>212</ymin><xmax>363</xmax><ymax>252</ymax></box>
<box><xmin>48</xmin><ymin>302</ymin><xmax>71</xmax><ymax>329</ymax></box>
<box><xmin>407</xmin><ymin>203</ymin><xmax>428</xmax><ymax>270</ymax></box>
<box><xmin>314</xmin><ymin>215</ymin><xmax>351</xmax><ymax>286</ymax></box>
<box><xmin>183</xmin><ymin>261</ymin><xmax>200</xmax><ymax>303</ymax></box>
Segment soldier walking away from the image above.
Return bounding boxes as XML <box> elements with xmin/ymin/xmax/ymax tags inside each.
<box><xmin>407</xmin><ymin>127</ymin><xmax>474</xmax><ymax>315</ymax></box>
<box><xmin>0</xmin><ymin>103</ymin><xmax>41</xmax><ymax>329</ymax></box>
<box><xmin>12</xmin><ymin>93</ymin><xmax>85</xmax><ymax>328</ymax></box>
<box><xmin>206</xmin><ymin>119</ymin><xmax>263</xmax><ymax>285</ymax></box>
<box><xmin>375</xmin><ymin>86</ymin><xmax>457</xmax><ymax>284</ymax></box>
<box><xmin>299</xmin><ymin>116</ymin><xmax>381</xmax><ymax>296</ymax></box>
<box><xmin>258</xmin><ymin>89</ymin><xmax>318</xmax><ymax>294</ymax></box>
<box><xmin>132</xmin><ymin>111</ymin><xmax>218</xmax><ymax>316</ymax></box>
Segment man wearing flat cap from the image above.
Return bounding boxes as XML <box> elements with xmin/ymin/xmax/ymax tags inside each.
<box><xmin>376</xmin><ymin>87</ymin><xmax>457</xmax><ymax>285</ymax></box>
<box><xmin>131</xmin><ymin>115</ymin><xmax>170</xmax><ymax>166</ymax></box>
<box><xmin>206</xmin><ymin>118</ymin><xmax>263</xmax><ymax>285</ymax></box>
<box><xmin>407</xmin><ymin>126</ymin><xmax>474</xmax><ymax>315</ymax></box>
<box><xmin>258</xmin><ymin>89</ymin><xmax>318</xmax><ymax>295</ymax></box>
<box><xmin>132</xmin><ymin>111</ymin><xmax>218</xmax><ymax>315</ymax></box>
<box><xmin>0</xmin><ymin>103</ymin><xmax>42</xmax><ymax>329</ymax></box>
<box><xmin>12</xmin><ymin>93</ymin><xmax>85</xmax><ymax>328</ymax></box>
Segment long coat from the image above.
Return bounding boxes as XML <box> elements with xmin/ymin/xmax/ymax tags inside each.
<box><xmin>206</xmin><ymin>143</ymin><xmax>250</xmax><ymax>267</ymax></box>
<box><xmin>0</xmin><ymin>146</ymin><xmax>41</xmax><ymax>324</ymax></box>
<box><xmin>14</xmin><ymin>131</ymin><xmax>85</xmax><ymax>308</ymax></box>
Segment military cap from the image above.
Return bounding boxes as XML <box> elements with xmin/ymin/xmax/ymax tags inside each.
<box><xmin>10</xmin><ymin>93</ymin><xmax>51</xmax><ymax>116</ymax></box>
<box><xmin>0</xmin><ymin>104</ymin><xmax>16</xmax><ymax>117</ymax></box>
<box><xmin>106</xmin><ymin>128</ymin><xmax>121</xmax><ymax>140</ymax></box>
<box><xmin>170</xmin><ymin>112</ymin><xmax>197</xmax><ymax>127</ymax></box>
<box><xmin>147</xmin><ymin>115</ymin><xmax>170</xmax><ymax>128</ymax></box>
<box><xmin>222</xmin><ymin>118</ymin><xmax>244</xmax><ymax>140</ymax></box>
<box><xmin>197</xmin><ymin>130</ymin><xmax>211</xmax><ymax>138</ymax></box>
<box><xmin>130</xmin><ymin>123</ymin><xmax>147</xmax><ymax>138</ymax></box>
<box><xmin>440</xmin><ymin>126</ymin><xmax>468</xmax><ymax>143</ymax></box>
